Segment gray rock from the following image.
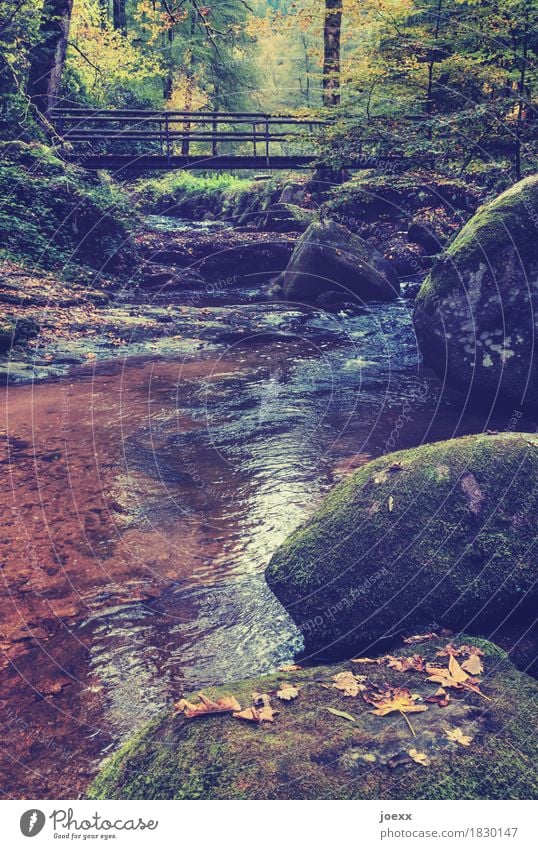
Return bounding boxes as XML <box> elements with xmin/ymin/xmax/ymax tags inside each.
<box><xmin>278</xmin><ymin>220</ymin><xmax>400</xmax><ymax>303</ymax></box>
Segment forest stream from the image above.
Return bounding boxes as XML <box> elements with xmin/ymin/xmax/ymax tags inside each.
<box><xmin>1</xmin><ymin>218</ymin><xmax>536</xmax><ymax>799</ymax></box>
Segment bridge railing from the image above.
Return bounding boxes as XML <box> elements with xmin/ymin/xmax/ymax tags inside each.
<box><xmin>50</xmin><ymin>109</ymin><xmax>327</xmax><ymax>163</ymax></box>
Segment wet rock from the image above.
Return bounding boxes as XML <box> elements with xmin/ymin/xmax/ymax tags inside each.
<box><xmin>259</xmin><ymin>203</ymin><xmax>316</xmax><ymax>233</ymax></box>
<box><xmin>278</xmin><ymin>220</ymin><xmax>400</xmax><ymax>303</ymax></box>
<box><xmin>413</xmin><ymin>175</ymin><xmax>538</xmax><ymax>409</ymax></box>
<box><xmin>266</xmin><ymin>433</ymin><xmax>538</xmax><ymax>657</ymax></box>
<box><xmin>140</xmin><ymin>266</ymin><xmax>207</xmax><ymax>290</ymax></box>
<box><xmin>89</xmin><ymin>636</ymin><xmax>538</xmax><ymax>800</ymax></box>
<box><xmin>279</xmin><ymin>182</ymin><xmax>306</xmax><ymax>205</ymax></box>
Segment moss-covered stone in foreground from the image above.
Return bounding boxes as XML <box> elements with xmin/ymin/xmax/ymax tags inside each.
<box><xmin>266</xmin><ymin>433</ymin><xmax>537</xmax><ymax>657</ymax></box>
<box><xmin>88</xmin><ymin>637</ymin><xmax>538</xmax><ymax>800</ymax></box>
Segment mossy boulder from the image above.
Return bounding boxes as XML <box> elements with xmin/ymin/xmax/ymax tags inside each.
<box><xmin>0</xmin><ymin>141</ymin><xmax>137</xmax><ymax>272</ymax></box>
<box><xmin>265</xmin><ymin>433</ymin><xmax>538</xmax><ymax>657</ymax></box>
<box><xmin>414</xmin><ymin>176</ymin><xmax>538</xmax><ymax>409</ymax></box>
<box><xmin>88</xmin><ymin>637</ymin><xmax>538</xmax><ymax>800</ymax></box>
<box><xmin>279</xmin><ymin>220</ymin><xmax>400</xmax><ymax>303</ymax></box>
<box><xmin>259</xmin><ymin>202</ymin><xmax>316</xmax><ymax>233</ymax></box>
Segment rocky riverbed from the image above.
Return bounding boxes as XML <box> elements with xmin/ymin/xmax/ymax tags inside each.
<box><xmin>1</xmin><ymin>212</ymin><xmax>536</xmax><ymax>799</ymax></box>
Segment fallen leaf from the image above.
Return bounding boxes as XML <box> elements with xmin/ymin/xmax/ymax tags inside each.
<box><xmin>408</xmin><ymin>748</ymin><xmax>431</xmax><ymax>766</ymax></box>
<box><xmin>278</xmin><ymin>664</ymin><xmax>302</xmax><ymax>672</ymax></box>
<box><xmin>461</xmin><ymin>654</ymin><xmax>484</xmax><ymax>675</ymax></box>
<box><xmin>252</xmin><ymin>692</ymin><xmax>272</xmax><ymax>707</ymax></box>
<box><xmin>425</xmin><ymin>686</ymin><xmax>450</xmax><ymax>707</ymax></box>
<box><xmin>436</xmin><ymin>643</ymin><xmax>462</xmax><ymax>658</ymax></box>
<box><xmin>175</xmin><ymin>692</ymin><xmax>241</xmax><ymax>718</ymax></box>
<box><xmin>403</xmin><ymin>632</ymin><xmax>438</xmax><ymax>645</ymax></box>
<box><xmin>326</xmin><ymin>707</ymin><xmax>357</xmax><ymax>722</ymax></box>
<box><xmin>332</xmin><ymin>671</ymin><xmax>367</xmax><ymax>697</ymax></box>
<box><xmin>276</xmin><ymin>684</ymin><xmax>299</xmax><ymax>701</ymax></box>
<box><xmin>368</xmin><ymin>687</ymin><xmax>428</xmax><ymax>717</ymax></box>
<box><xmin>388</xmin><ymin>495</ymin><xmax>394</xmax><ymax>512</ymax></box>
<box><xmin>233</xmin><ymin>705</ymin><xmax>278</xmax><ymax>723</ymax></box>
<box><xmin>350</xmin><ymin>657</ymin><xmax>380</xmax><ymax>665</ymax></box>
<box><xmin>384</xmin><ymin>654</ymin><xmax>424</xmax><ymax>673</ymax></box>
<box><xmin>445</xmin><ymin>726</ymin><xmax>473</xmax><ymax>747</ymax></box>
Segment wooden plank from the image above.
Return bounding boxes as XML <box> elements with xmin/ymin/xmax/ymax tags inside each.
<box><xmin>63</xmin><ymin>154</ymin><xmax>321</xmax><ymax>171</ymax></box>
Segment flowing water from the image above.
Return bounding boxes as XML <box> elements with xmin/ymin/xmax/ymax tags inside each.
<box><xmin>1</xmin><ymin>223</ymin><xmax>536</xmax><ymax>797</ymax></box>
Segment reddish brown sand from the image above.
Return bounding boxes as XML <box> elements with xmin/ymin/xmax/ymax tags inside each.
<box><xmin>0</xmin><ymin>354</ymin><xmax>240</xmax><ymax>798</ymax></box>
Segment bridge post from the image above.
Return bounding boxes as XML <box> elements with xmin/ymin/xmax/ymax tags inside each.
<box><xmin>212</xmin><ymin>113</ymin><xmax>218</xmax><ymax>157</ymax></box>
<box><xmin>265</xmin><ymin>115</ymin><xmax>270</xmax><ymax>166</ymax></box>
<box><xmin>164</xmin><ymin>113</ymin><xmax>171</xmax><ymax>162</ymax></box>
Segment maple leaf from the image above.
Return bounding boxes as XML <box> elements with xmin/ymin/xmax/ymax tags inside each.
<box><xmin>276</xmin><ymin>684</ymin><xmax>299</xmax><ymax>701</ymax></box>
<box><xmin>408</xmin><ymin>748</ymin><xmax>431</xmax><ymax>766</ymax></box>
<box><xmin>436</xmin><ymin>643</ymin><xmax>462</xmax><ymax>658</ymax></box>
<box><xmin>461</xmin><ymin>654</ymin><xmax>484</xmax><ymax>675</ymax></box>
<box><xmin>445</xmin><ymin>726</ymin><xmax>473</xmax><ymax>747</ymax></box>
<box><xmin>175</xmin><ymin>692</ymin><xmax>241</xmax><ymax>718</ymax></box>
<box><xmin>385</xmin><ymin>654</ymin><xmax>424</xmax><ymax>673</ymax></box>
<box><xmin>332</xmin><ymin>671</ymin><xmax>367</xmax><ymax>697</ymax></box>
<box><xmin>326</xmin><ymin>707</ymin><xmax>357</xmax><ymax>722</ymax></box>
<box><xmin>368</xmin><ymin>687</ymin><xmax>427</xmax><ymax>736</ymax></box>
<box><xmin>233</xmin><ymin>705</ymin><xmax>278</xmax><ymax>723</ymax></box>
<box><xmin>426</xmin><ymin>655</ymin><xmax>490</xmax><ymax>700</ymax></box>
<box><xmin>369</xmin><ymin>688</ymin><xmax>427</xmax><ymax>717</ymax></box>
<box><xmin>425</xmin><ymin>686</ymin><xmax>450</xmax><ymax>707</ymax></box>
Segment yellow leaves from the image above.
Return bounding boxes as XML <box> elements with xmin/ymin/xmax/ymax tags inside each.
<box><xmin>331</xmin><ymin>671</ymin><xmax>367</xmax><ymax>697</ymax></box>
<box><xmin>233</xmin><ymin>705</ymin><xmax>278</xmax><ymax>723</ymax></box>
<box><xmin>175</xmin><ymin>692</ymin><xmax>241</xmax><ymax>718</ymax></box>
<box><xmin>445</xmin><ymin>727</ymin><xmax>473</xmax><ymax>747</ymax></box>
<box><xmin>368</xmin><ymin>687</ymin><xmax>427</xmax><ymax>717</ymax></box>
<box><xmin>461</xmin><ymin>654</ymin><xmax>484</xmax><ymax>676</ymax></box>
<box><xmin>426</xmin><ymin>654</ymin><xmax>490</xmax><ymax>700</ymax></box>
<box><xmin>276</xmin><ymin>684</ymin><xmax>299</xmax><ymax>701</ymax></box>
<box><xmin>408</xmin><ymin>748</ymin><xmax>431</xmax><ymax>767</ymax></box>
<box><xmin>385</xmin><ymin>654</ymin><xmax>424</xmax><ymax>673</ymax></box>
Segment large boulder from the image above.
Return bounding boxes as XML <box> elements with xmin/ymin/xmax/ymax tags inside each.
<box><xmin>259</xmin><ymin>203</ymin><xmax>316</xmax><ymax>233</ymax></box>
<box><xmin>89</xmin><ymin>637</ymin><xmax>538</xmax><ymax>800</ymax></box>
<box><xmin>279</xmin><ymin>220</ymin><xmax>400</xmax><ymax>303</ymax></box>
<box><xmin>265</xmin><ymin>433</ymin><xmax>538</xmax><ymax>657</ymax></box>
<box><xmin>413</xmin><ymin>176</ymin><xmax>538</xmax><ymax>409</ymax></box>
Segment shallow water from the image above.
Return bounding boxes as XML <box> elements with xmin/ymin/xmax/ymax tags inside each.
<box><xmin>1</xmin><ymin>234</ymin><xmax>536</xmax><ymax>797</ymax></box>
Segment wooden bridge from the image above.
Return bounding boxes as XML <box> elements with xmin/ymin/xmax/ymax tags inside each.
<box><xmin>51</xmin><ymin>108</ymin><xmax>329</xmax><ymax>171</ymax></box>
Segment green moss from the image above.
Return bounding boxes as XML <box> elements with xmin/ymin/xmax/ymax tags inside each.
<box><xmin>0</xmin><ymin>141</ymin><xmax>138</xmax><ymax>273</ymax></box>
<box><xmin>89</xmin><ymin>637</ymin><xmax>538</xmax><ymax>800</ymax></box>
<box><xmin>266</xmin><ymin>433</ymin><xmax>538</xmax><ymax>656</ymax></box>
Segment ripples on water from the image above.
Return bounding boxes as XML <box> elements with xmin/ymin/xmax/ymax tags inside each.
<box><xmin>75</xmin><ymin>292</ymin><xmax>536</xmax><ymax>737</ymax></box>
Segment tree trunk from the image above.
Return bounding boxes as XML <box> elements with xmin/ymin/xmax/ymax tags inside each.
<box><xmin>26</xmin><ymin>0</ymin><xmax>74</xmax><ymax>115</ymax></box>
<box><xmin>112</xmin><ymin>0</ymin><xmax>127</xmax><ymax>35</ymax></box>
<box><xmin>322</xmin><ymin>0</ymin><xmax>342</xmax><ymax>107</ymax></box>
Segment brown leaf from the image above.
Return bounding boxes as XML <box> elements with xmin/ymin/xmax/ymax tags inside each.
<box><xmin>408</xmin><ymin>748</ymin><xmax>431</xmax><ymax>766</ymax></box>
<box><xmin>332</xmin><ymin>671</ymin><xmax>367</xmax><ymax>697</ymax></box>
<box><xmin>461</xmin><ymin>654</ymin><xmax>484</xmax><ymax>676</ymax></box>
<box><xmin>385</xmin><ymin>654</ymin><xmax>424</xmax><ymax>673</ymax></box>
<box><xmin>436</xmin><ymin>643</ymin><xmax>462</xmax><ymax>658</ymax></box>
<box><xmin>252</xmin><ymin>692</ymin><xmax>272</xmax><ymax>707</ymax></box>
<box><xmin>175</xmin><ymin>692</ymin><xmax>241</xmax><ymax>718</ymax></box>
<box><xmin>350</xmin><ymin>657</ymin><xmax>380</xmax><ymax>665</ymax></box>
<box><xmin>425</xmin><ymin>686</ymin><xmax>450</xmax><ymax>707</ymax></box>
<box><xmin>445</xmin><ymin>726</ymin><xmax>473</xmax><ymax>747</ymax></box>
<box><xmin>403</xmin><ymin>632</ymin><xmax>438</xmax><ymax>645</ymax></box>
<box><xmin>233</xmin><ymin>705</ymin><xmax>278</xmax><ymax>723</ymax></box>
<box><xmin>278</xmin><ymin>664</ymin><xmax>302</xmax><ymax>672</ymax></box>
<box><xmin>369</xmin><ymin>687</ymin><xmax>428</xmax><ymax>717</ymax></box>
<box><xmin>276</xmin><ymin>684</ymin><xmax>299</xmax><ymax>701</ymax></box>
